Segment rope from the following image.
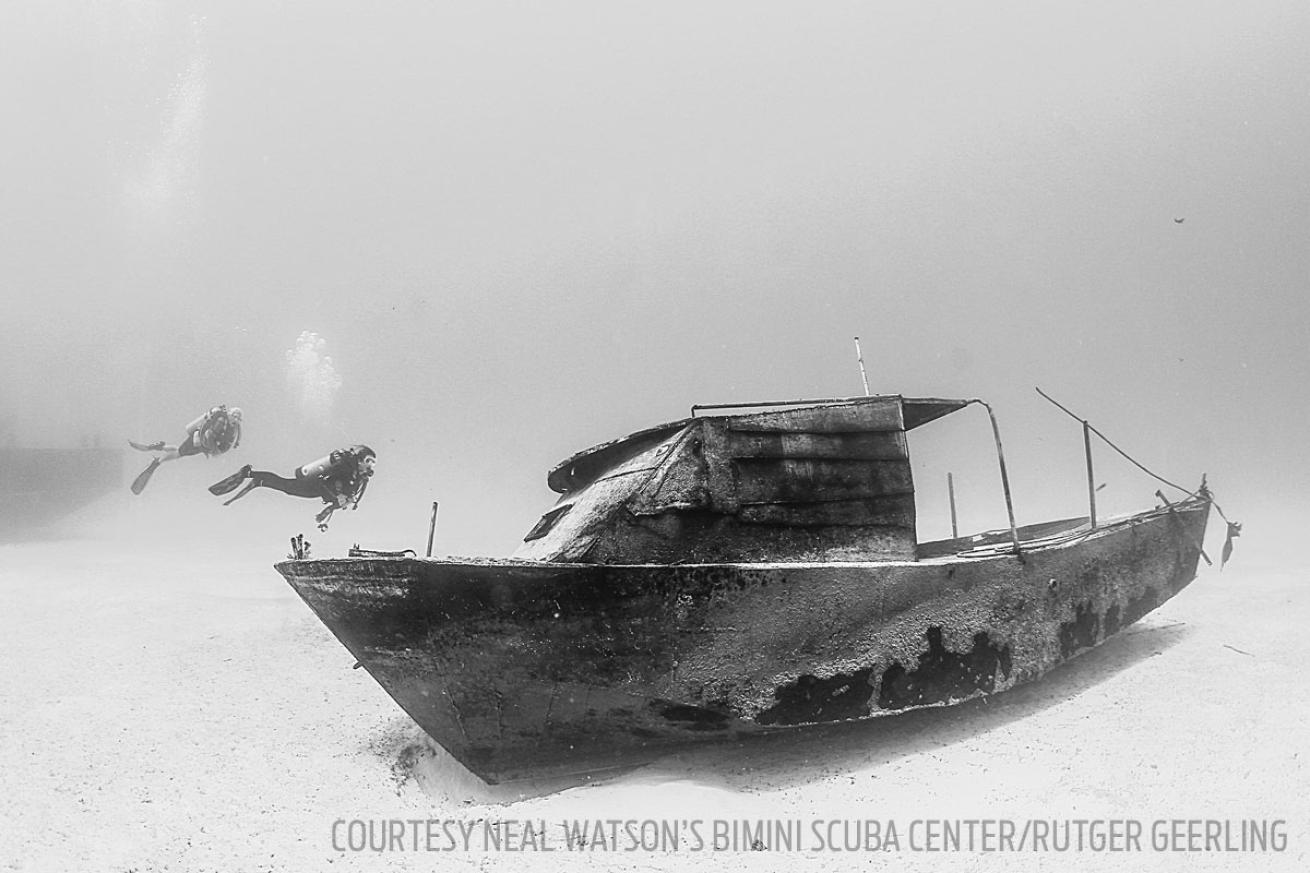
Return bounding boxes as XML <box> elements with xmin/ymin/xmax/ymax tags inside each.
<box><xmin>1035</xmin><ymin>387</ymin><xmax>1235</xmax><ymax>525</ymax></box>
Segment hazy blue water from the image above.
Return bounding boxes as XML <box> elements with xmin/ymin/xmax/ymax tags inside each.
<box><xmin>2</xmin><ymin>9</ymin><xmax>1305</xmax><ymax>871</ymax></box>
<box><xmin>1</xmin><ymin>1</ymin><xmax>1303</xmax><ymax>553</ymax></box>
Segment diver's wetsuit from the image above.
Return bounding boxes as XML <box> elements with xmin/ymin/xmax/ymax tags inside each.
<box><xmin>129</xmin><ymin>406</ymin><xmax>242</xmax><ymax>495</ymax></box>
<box><xmin>238</xmin><ymin>470</ymin><xmax>332</xmax><ymax>500</ymax></box>
<box><xmin>175</xmin><ymin>431</ymin><xmax>206</xmax><ymax>458</ymax></box>
<box><xmin>209</xmin><ymin>447</ymin><xmax>373</xmax><ymax>519</ymax></box>
<box><xmin>210</xmin><ymin>466</ymin><xmax>345</xmax><ymax>504</ymax></box>
<box><xmin>186</xmin><ymin>412</ymin><xmax>240</xmax><ymax>456</ymax></box>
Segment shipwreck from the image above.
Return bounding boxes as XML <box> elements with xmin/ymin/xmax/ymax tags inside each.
<box><xmin>276</xmin><ymin>393</ymin><xmax>1226</xmax><ymax>783</ymax></box>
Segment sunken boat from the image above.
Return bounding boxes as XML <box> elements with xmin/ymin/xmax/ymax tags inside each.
<box><xmin>276</xmin><ymin>394</ymin><xmax>1218</xmax><ymax>783</ymax></box>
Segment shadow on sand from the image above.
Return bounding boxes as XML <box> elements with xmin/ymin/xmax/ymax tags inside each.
<box><xmin>385</xmin><ymin>619</ymin><xmax>1190</xmax><ymax>805</ymax></box>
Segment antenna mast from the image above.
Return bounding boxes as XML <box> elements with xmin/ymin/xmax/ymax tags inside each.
<box><xmin>853</xmin><ymin>336</ymin><xmax>871</xmax><ymax>396</ymax></box>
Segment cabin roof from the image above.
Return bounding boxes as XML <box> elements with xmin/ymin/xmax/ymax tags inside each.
<box><xmin>546</xmin><ymin>395</ymin><xmax>970</xmax><ymax>494</ymax></box>
<box><xmin>903</xmin><ymin>397</ymin><xmax>971</xmax><ymax>429</ymax></box>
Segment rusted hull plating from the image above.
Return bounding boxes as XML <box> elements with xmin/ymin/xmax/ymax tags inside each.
<box><xmin>276</xmin><ymin>496</ymin><xmax>1210</xmax><ymax>783</ymax></box>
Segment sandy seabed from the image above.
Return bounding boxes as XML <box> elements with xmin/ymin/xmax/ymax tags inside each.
<box><xmin>1</xmin><ymin>490</ymin><xmax>1306</xmax><ymax>873</ymax></box>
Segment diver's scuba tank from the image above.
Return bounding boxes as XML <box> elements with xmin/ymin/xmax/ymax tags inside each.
<box><xmin>296</xmin><ymin>453</ymin><xmax>339</xmax><ymax>480</ymax></box>
<box><xmin>186</xmin><ymin>407</ymin><xmax>221</xmax><ymax>434</ymax></box>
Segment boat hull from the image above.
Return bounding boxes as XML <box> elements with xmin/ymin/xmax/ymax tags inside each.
<box><xmin>276</xmin><ymin>496</ymin><xmax>1210</xmax><ymax>783</ymax></box>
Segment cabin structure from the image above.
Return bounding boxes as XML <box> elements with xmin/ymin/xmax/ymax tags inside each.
<box><xmin>513</xmin><ymin>395</ymin><xmax>970</xmax><ymax>564</ymax></box>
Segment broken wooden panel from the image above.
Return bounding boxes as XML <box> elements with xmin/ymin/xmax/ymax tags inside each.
<box><xmin>547</xmin><ymin>420</ymin><xmax>688</xmax><ymax>494</ymax></box>
<box><xmin>516</xmin><ymin>433</ymin><xmax>685</xmax><ymax>562</ymax></box>
<box><xmin>628</xmin><ymin>428</ymin><xmax>712</xmax><ymax>514</ymax></box>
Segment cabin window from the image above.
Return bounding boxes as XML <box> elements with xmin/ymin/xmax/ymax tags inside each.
<box><xmin>523</xmin><ymin>505</ymin><xmax>572</xmax><ymax>541</ymax></box>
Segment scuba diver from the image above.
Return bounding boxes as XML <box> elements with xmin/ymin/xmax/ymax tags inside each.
<box><xmin>129</xmin><ymin>405</ymin><xmax>243</xmax><ymax>495</ymax></box>
<box><xmin>208</xmin><ymin>444</ymin><xmax>376</xmax><ymax>531</ymax></box>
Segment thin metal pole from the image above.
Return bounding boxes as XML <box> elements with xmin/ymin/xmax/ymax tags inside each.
<box><xmin>971</xmin><ymin>400</ymin><xmax>1020</xmax><ymax>554</ymax></box>
<box><xmin>426</xmin><ymin>501</ymin><xmax>439</xmax><ymax>557</ymax></box>
<box><xmin>1035</xmin><ymin>386</ymin><xmax>1190</xmax><ymax>495</ymax></box>
<box><xmin>853</xmin><ymin>336</ymin><xmax>871</xmax><ymax>396</ymax></box>
<box><xmin>947</xmin><ymin>472</ymin><xmax>958</xmax><ymax>539</ymax></box>
<box><xmin>1083</xmin><ymin>420</ymin><xmax>1097</xmax><ymax>529</ymax></box>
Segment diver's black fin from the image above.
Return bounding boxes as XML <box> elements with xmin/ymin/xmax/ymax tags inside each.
<box><xmin>130</xmin><ymin>459</ymin><xmax>162</xmax><ymax>495</ymax></box>
<box><xmin>222</xmin><ymin>480</ymin><xmax>259</xmax><ymax>506</ymax></box>
<box><xmin>129</xmin><ymin>440</ymin><xmax>166</xmax><ymax>452</ymax></box>
<box><xmin>208</xmin><ymin>465</ymin><xmax>251</xmax><ymax>496</ymax></box>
